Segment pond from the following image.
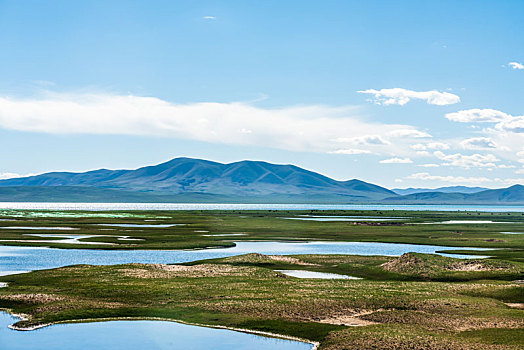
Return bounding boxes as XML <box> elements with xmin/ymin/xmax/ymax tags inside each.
<box><xmin>276</xmin><ymin>270</ymin><xmax>361</xmax><ymax>279</ymax></box>
<box><xmin>0</xmin><ymin>241</ymin><xmax>489</xmax><ymax>276</ymax></box>
<box><xmin>0</xmin><ymin>312</ymin><xmax>312</xmax><ymax>350</ymax></box>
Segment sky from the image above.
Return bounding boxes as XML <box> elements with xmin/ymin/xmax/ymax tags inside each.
<box><xmin>0</xmin><ymin>0</ymin><xmax>523</xmax><ymax>189</ymax></box>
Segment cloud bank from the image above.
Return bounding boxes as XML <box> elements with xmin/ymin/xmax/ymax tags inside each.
<box><xmin>0</xmin><ymin>92</ymin><xmax>430</xmax><ymax>154</ymax></box>
<box><xmin>379</xmin><ymin>157</ymin><xmax>413</xmax><ymax>164</ymax></box>
<box><xmin>460</xmin><ymin>137</ymin><xmax>496</xmax><ymax>150</ymax></box>
<box><xmin>446</xmin><ymin>108</ymin><xmax>524</xmax><ymax>133</ymax></box>
<box><xmin>358</xmin><ymin>88</ymin><xmax>460</xmax><ymax>106</ymax></box>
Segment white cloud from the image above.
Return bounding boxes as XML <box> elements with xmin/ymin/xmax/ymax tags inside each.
<box><xmin>406</xmin><ymin>172</ymin><xmax>524</xmax><ymax>186</ymax></box>
<box><xmin>379</xmin><ymin>157</ymin><xmax>413</xmax><ymax>164</ymax></box>
<box><xmin>0</xmin><ymin>172</ymin><xmax>23</xmax><ymax>180</ymax></box>
<box><xmin>446</xmin><ymin>109</ymin><xmax>510</xmax><ymax>123</ymax></box>
<box><xmin>406</xmin><ymin>172</ymin><xmax>492</xmax><ymax>184</ymax></box>
<box><xmin>418</xmin><ymin>163</ymin><xmax>440</xmax><ymax>168</ymax></box>
<box><xmin>411</xmin><ymin>144</ymin><xmax>426</xmax><ymax>151</ymax></box>
<box><xmin>496</xmin><ymin>116</ymin><xmax>524</xmax><ymax>133</ymax></box>
<box><xmin>203</xmin><ymin>16</ymin><xmax>216</xmax><ymax>20</ymax></box>
<box><xmin>427</xmin><ymin>142</ymin><xmax>450</xmax><ymax>150</ymax></box>
<box><xmin>445</xmin><ymin>108</ymin><xmax>524</xmax><ymax>134</ymax></box>
<box><xmin>358</xmin><ymin>88</ymin><xmax>460</xmax><ymax>106</ymax></box>
<box><xmin>388</xmin><ymin>129</ymin><xmax>432</xmax><ymax>138</ymax></box>
<box><xmin>334</xmin><ymin>135</ymin><xmax>390</xmax><ymax>145</ymax></box>
<box><xmin>460</xmin><ymin>137</ymin><xmax>496</xmax><ymax>150</ymax></box>
<box><xmin>433</xmin><ymin>151</ymin><xmax>499</xmax><ymax>168</ymax></box>
<box><xmin>508</xmin><ymin>62</ymin><xmax>524</xmax><ymax>70</ymax></box>
<box><xmin>411</xmin><ymin>142</ymin><xmax>449</xmax><ymax>151</ymax></box>
<box><xmin>0</xmin><ymin>92</ymin><xmax>430</xmax><ymax>154</ymax></box>
<box><xmin>329</xmin><ymin>149</ymin><xmax>372</xmax><ymax>155</ymax></box>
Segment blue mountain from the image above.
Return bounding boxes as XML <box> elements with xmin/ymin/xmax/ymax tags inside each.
<box><xmin>393</xmin><ymin>186</ymin><xmax>489</xmax><ymax>196</ymax></box>
<box><xmin>0</xmin><ymin>157</ymin><xmax>395</xmax><ymax>202</ymax></box>
<box><xmin>0</xmin><ymin>158</ymin><xmax>521</xmax><ymax>203</ymax></box>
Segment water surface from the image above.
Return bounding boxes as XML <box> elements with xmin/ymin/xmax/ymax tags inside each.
<box><xmin>0</xmin><ymin>241</ymin><xmax>489</xmax><ymax>276</ymax></box>
<box><xmin>420</xmin><ymin>220</ymin><xmax>515</xmax><ymax>224</ymax></box>
<box><xmin>0</xmin><ymin>312</ymin><xmax>311</xmax><ymax>350</ymax></box>
<box><xmin>283</xmin><ymin>216</ymin><xmax>405</xmax><ymax>222</ymax></box>
<box><xmin>95</xmin><ymin>224</ymin><xmax>183</xmax><ymax>228</ymax></box>
<box><xmin>276</xmin><ymin>270</ymin><xmax>360</xmax><ymax>279</ymax></box>
<box><xmin>0</xmin><ymin>202</ymin><xmax>523</xmax><ymax>212</ymax></box>
<box><xmin>0</xmin><ymin>227</ymin><xmax>77</xmax><ymax>230</ymax></box>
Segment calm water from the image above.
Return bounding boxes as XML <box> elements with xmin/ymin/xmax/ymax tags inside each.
<box><xmin>282</xmin><ymin>216</ymin><xmax>405</xmax><ymax>222</ymax></box>
<box><xmin>0</xmin><ymin>202</ymin><xmax>523</xmax><ymax>212</ymax></box>
<box><xmin>0</xmin><ymin>241</ymin><xmax>489</xmax><ymax>276</ymax></box>
<box><xmin>0</xmin><ymin>312</ymin><xmax>311</xmax><ymax>350</ymax></box>
<box><xmin>95</xmin><ymin>224</ymin><xmax>184</xmax><ymax>228</ymax></box>
<box><xmin>276</xmin><ymin>270</ymin><xmax>361</xmax><ymax>279</ymax></box>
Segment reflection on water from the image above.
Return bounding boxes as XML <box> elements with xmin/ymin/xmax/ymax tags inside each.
<box><xmin>0</xmin><ymin>312</ymin><xmax>312</xmax><ymax>350</ymax></box>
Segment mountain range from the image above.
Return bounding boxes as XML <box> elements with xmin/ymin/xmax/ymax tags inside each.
<box><xmin>0</xmin><ymin>157</ymin><xmax>522</xmax><ymax>204</ymax></box>
<box><xmin>392</xmin><ymin>186</ymin><xmax>488</xmax><ymax>196</ymax></box>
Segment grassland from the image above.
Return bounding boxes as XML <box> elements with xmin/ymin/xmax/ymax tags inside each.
<box><xmin>0</xmin><ymin>209</ymin><xmax>523</xmax><ymax>348</ymax></box>
<box><xmin>0</xmin><ymin>253</ymin><xmax>522</xmax><ymax>349</ymax></box>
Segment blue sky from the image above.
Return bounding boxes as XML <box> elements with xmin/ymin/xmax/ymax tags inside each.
<box><xmin>0</xmin><ymin>0</ymin><xmax>523</xmax><ymax>188</ymax></box>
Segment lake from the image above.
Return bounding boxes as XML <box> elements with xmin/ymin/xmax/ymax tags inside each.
<box><xmin>0</xmin><ymin>241</ymin><xmax>489</xmax><ymax>276</ymax></box>
<box><xmin>0</xmin><ymin>312</ymin><xmax>312</xmax><ymax>350</ymax></box>
<box><xmin>0</xmin><ymin>202</ymin><xmax>523</xmax><ymax>212</ymax></box>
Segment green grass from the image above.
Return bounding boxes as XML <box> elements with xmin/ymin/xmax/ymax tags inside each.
<box><xmin>0</xmin><ymin>209</ymin><xmax>523</xmax><ymax>348</ymax></box>
<box><xmin>0</xmin><ymin>253</ymin><xmax>522</xmax><ymax>349</ymax></box>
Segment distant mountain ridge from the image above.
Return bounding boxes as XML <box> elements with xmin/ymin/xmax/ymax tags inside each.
<box><xmin>383</xmin><ymin>185</ymin><xmax>524</xmax><ymax>204</ymax></box>
<box><xmin>0</xmin><ymin>157</ymin><xmax>522</xmax><ymax>204</ymax></box>
<box><xmin>393</xmin><ymin>186</ymin><xmax>489</xmax><ymax>196</ymax></box>
<box><xmin>0</xmin><ymin>157</ymin><xmax>395</xmax><ymax>202</ymax></box>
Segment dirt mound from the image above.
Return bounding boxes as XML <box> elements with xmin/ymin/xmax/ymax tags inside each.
<box><xmin>381</xmin><ymin>253</ymin><xmax>518</xmax><ymax>277</ymax></box>
<box><xmin>222</xmin><ymin>253</ymin><xmax>318</xmax><ymax>266</ymax></box>
<box><xmin>381</xmin><ymin>253</ymin><xmax>430</xmax><ymax>274</ymax></box>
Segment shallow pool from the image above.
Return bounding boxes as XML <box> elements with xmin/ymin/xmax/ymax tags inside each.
<box><xmin>276</xmin><ymin>270</ymin><xmax>361</xmax><ymax>279</ymax></box>
<box><xmin>0</xmin><ymin>312</ymin><xmax>312</xmax><ymax>350</ymax></box>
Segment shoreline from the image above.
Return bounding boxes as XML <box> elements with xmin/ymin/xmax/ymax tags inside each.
<box><xmin>1</xmin><ymin>309</ymin><xmax>319</xmax><ymax>349</ymax></box>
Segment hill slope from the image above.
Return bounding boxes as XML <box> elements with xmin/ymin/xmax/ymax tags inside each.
<box><xmin>0</xmin><ymin>158</ymin><xmax>395</xmax><ymax>202</ymax></box>
<box><xmin>1</xmin><ymin>158</ymin><xmax>522</xmax><ymax>203</ymax></box>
